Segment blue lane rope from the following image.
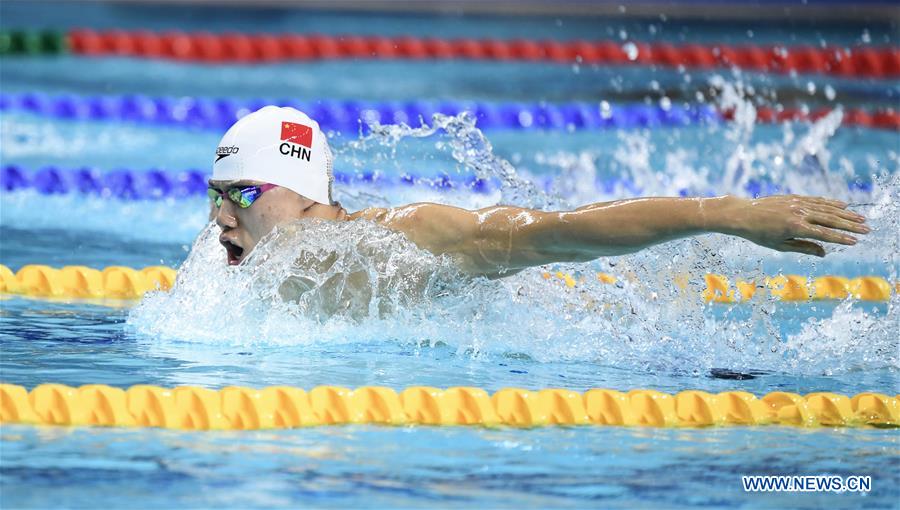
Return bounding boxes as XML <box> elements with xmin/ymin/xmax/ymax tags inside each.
<box><xmin>0</xmin><ymin>92</ymin><xmax>721</xmax><ymax>132</ymax></box>
<box><xmin>0</xmin><ymin>165</ymin><xmax>874</xmax><ymax>201</ymax></box>
<box><xmin>0</xmin><ymin>165</ymin><xmax>494</xmax><ymax>199</ymax></box>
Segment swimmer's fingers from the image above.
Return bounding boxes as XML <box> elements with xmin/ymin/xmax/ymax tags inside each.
<box><xmin>798</xmin><ymin>223</ymin><xmax>858</xmax><ymax>245</ymax></box>
<box><xmin>792</xmin><ymin>195</ymin><xmax>848</xmax><ymax>209</ymax></box>
<box><xmin>795</xmin><ymin>203</ymin><xmax>866</xmax><ymax>223</ymax></box>
<box><xmin>806</xmin><ymin>203</ymin><xmax>867</xmax><ymax>223</ymax></box>
<box><xmin>806</xmin><ymin>212</ymin><xmax>871</xmax><ymax>235</ymax></box>
<box><xmin>779</xmin><ymin>239</ymin><xmax>826</xmax><ymax>257</ymax></box>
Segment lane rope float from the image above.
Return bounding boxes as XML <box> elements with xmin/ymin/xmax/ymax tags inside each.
<box><xmin>2</xmin><ymin>28</ymin><xmax>898</xmax><ymax>80</ymax></box>
<box><xmin>0</xmin><ymin>383</ymin><xmax>896</xmax><ymax>429</ymax></box>
<box><xmin>0</xmin><ymin>264</ymin><xmax>894</xmax><ymax>302</ymax></box>
<box><xmin>0</xmin><ymin>164</ymin><xmax>876</xmax><ymax>201</ymax></box>
<box><xmin>0</xmin><ymin>264</ymin><xmax>175</xmax><ymax>300</ymax></box>
<box><xmin>3</xmin><ymin>92</ymin><xmax>896</xmax><ymax>132</ymax></box>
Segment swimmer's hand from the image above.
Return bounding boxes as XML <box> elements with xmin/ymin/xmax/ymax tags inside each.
<box><xmin>707</xmin><ymin>194</ymin><xmax>869</xmax><ymax>257</ymax></box>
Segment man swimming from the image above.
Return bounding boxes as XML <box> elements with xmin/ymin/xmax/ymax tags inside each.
<box><xmin>209</xmin><ymin>106</ymin><xmax>869</xmax><ymax>278</ymax></box>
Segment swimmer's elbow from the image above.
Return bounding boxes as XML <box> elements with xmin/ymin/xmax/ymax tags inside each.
<box><xmin>511</xmin><ymin>211</ymin><xmax>598</xmax><ymax>265</ymax></box>
<box><xmin>461</xmin><ymin>210</ymin><xmax>570</xmax><ymax>270</ymax></box>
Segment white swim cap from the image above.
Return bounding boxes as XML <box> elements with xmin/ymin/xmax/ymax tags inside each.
<box><xmin>212</xmin><ymin>105</ymin><xmax>334</xmax><ymax>205</ymax></box>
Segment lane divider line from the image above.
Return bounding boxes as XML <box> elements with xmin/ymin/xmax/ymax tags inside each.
<box><xmin>1</xmin><ymin>383</ymin><xmax>896</xmax><ymax>429</ymax></box>
<box><xmin>2</xmin><ymin>28</ymin><xmax>898</xmax><ymax>80</ymax></box>
<box><xmin>2</xmin><ymin>92</ymin><xmax>898</xmax><ymax>131</ymax></box>
<box><xmin>0</xmin><ymin>92</ymin><xmax>721</xmax><ymax>131</ymax></box>
<box><xmin>0</xmin><ymin>164</ymin><xmax>876</xmax><ymax>200</ymax></box>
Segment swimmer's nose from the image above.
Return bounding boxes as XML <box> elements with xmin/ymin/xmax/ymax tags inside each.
<box><xmin>215</xmin><ymin>198</ymin><xmax>238</xmax><ymax>230</ymax></box>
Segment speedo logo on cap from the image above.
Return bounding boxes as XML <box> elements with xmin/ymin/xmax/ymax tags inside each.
<box><xmin>279</xmin><ymin>121</ymin><xmax>313</xmax><ymax>162</ymax></box>
<box><xmin>215</xmin><ymin>145</ymin><xmax>239</xmax><ymax>162</ymax></box>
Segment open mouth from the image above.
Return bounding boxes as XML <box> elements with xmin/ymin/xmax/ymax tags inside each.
<box><xmin>220</xmin><ymin>238</ymin><xmax>245</xmax><ymax>266</ymax></box>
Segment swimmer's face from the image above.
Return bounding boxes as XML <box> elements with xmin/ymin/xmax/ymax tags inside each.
<box><xmin>209</xmin><ymin>180</ymin><xmax>315</xmax><ymax>265</ymax></box>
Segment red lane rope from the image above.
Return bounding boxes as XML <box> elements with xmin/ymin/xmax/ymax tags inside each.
<box><xmin>722</xmin><ymin>107</ymin><xmax>900</xmax><ymax>130</ymax></box>
<box><xmin>66</xmin><ymin>29</ymin><xmax>900</xmax><ymax>79</ymax></box>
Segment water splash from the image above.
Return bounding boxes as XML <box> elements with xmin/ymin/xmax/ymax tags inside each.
<box><xmin>130</xmin><ymin>219</ymin><xmax>463</xmax><ymax>341</ymax></box>
<box><xmin>347</xmin><ymin>111</ymin><xmax>565</xmax><ymax>209</ymax></box>
<box><xmin>783</xmin><ymin>300</ymin><xmax>898</xmax><ymax>376</ymax></box>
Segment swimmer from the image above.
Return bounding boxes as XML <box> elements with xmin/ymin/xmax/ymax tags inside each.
<box><xmin>209</xmin><ymin>106</ymin><xmax>869</xmax><ymax>278</ymax></box>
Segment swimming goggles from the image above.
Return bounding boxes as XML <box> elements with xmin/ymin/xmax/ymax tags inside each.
<box><xmin>207</xmin><ymin>183</ymin><xmax>278</xmax><ymax>209</ymax></box>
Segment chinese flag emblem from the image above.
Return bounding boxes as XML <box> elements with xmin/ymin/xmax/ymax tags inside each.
<box><xmin>280</xmin><ymin>121</ymin><xmax>313</xmax><ymax>148</ymax></box>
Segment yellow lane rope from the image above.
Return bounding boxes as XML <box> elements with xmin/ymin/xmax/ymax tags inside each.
<box><xmin>0</xmin><ymin>384</ymin><xmax>896</xmax><ymax>429</ymax></box>
<box><xmin>0</xmin><ymin>264</ymin><xmax>894</xmax><ymax>302</ymax></box>
<box><xmin>544</xmin><ymin>271</ymin><xmax>896</xmax><ymax>302</ymax></box>
<box><xmin>0</xmin><ymin>264</ymin><xmax>176</xmax><ymax>300</ymax></box>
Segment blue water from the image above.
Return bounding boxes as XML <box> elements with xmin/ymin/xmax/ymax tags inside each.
<box><xmin>1</xmin><ymin>425</ymin><xmax>895</xmax><ymax>509</ymax></box>
<box><xmin>1</xmin><ymin>3</ymin><xmax>899</xmax><ymax>509</ymax></box>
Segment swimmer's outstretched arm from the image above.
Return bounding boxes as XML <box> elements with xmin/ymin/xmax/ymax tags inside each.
<box><xmin>375</xmin><ymin>194</ymin><xmax>869</xmax><ymax>277</ymax></box>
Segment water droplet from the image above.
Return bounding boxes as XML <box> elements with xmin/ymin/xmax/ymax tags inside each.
<box><xmin>623</xmin><ymin>42</ymin><xmax>638</xmax><ymax>61</ymax></box>
<box><xmin>824</xmin><ymin>84</ymin><xmax>836</xmax><ymax>101</ymax></box>
<box><xmin>600</xmin><ymin>101</ymin><xmax>612</xmax><ymax>119</ymax></box>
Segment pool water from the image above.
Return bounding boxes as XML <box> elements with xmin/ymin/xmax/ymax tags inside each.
<box><xmin>1</xmin><ymin>2</ymin><xmax>899</xmax><ymax>509</ymax></box>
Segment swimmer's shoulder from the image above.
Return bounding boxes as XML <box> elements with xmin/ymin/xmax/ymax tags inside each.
<box><xmin>348</xmin><ymin>203</ymin><xmax>450</xmax><ymax>231</ymax></box>
<box><xmin>348</xmin><ymin>207</ymin><xmax>390</xmax><ymax>223</ymax></box>
<box><xmin>349</xmin><ymin>203</ymin><xmax>475</xmax><ymax>250</ymax></box>
<box><xmin>348</xmin><ymin>206</ymin><xmax>424</xmax><ymax>243</ymax></box>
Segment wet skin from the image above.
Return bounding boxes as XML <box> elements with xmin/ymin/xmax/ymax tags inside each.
<box><xmin>209</xmin><ymin>179</ymin><xmax>870</xmax><ymax>277</ymax></box>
